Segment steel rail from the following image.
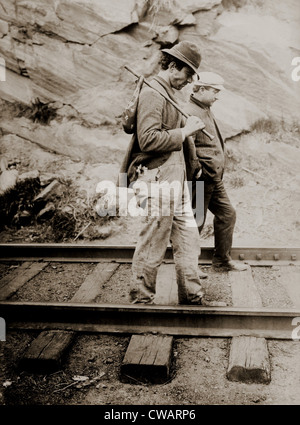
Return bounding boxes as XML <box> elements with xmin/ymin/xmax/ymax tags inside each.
<box><xmin>1</xmin><ymin>301</ymin><xmax>299</xmax><ymax>340</ymax></box>
<box><xmin>0</xmin><ymin>244</ymin><xmax>299</xmax><ymax>264</ymax></box>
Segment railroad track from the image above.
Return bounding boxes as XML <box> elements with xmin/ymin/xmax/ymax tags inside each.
<box><xmin>1</xmin><ymin>243</ymin><xmax>300</xmax><ymax>384</ymax></box>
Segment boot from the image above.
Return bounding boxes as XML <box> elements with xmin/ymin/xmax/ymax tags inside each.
<box><xmin>212</xmin><ymin>260</ymin><xmax>248</xmax><ymax>271</ymax></box>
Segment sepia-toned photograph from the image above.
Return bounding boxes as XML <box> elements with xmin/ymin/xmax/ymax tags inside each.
<box><xmin>0</xmin><ymin>0</ymin><xmax>299</xmax><ymax>411</ymax></box>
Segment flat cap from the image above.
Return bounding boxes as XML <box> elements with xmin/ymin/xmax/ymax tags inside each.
<box><xmin>194</xmin><ymin>71</ymin><xmax>224</xmax><ymax>90</ymax></box>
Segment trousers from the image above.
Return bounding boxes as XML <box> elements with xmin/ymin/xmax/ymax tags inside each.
<box><xmin>130</xmin><ymin>151</ymin><xmax>204</xmax><ymax>304</ymax></box>
<box><xmin>193</xmin><ymin>178</ymin><xmax>236</xmax><ymax>263</ymax></box>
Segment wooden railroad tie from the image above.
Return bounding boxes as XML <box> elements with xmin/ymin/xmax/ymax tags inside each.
<box><xmin>19</xmin><ymin>262</ymin><xmax>119</xmax><ymax>371</ymax></box>
<box><xmin>154</xmin><ymin>263</ymin><xmax>178</xmax><ymax>305</ymax></box>
<box><xmin>0</xmin><ymin>262</ymin><xmax>48</xmax><ymax>301</ymax></box>
<box><xmin>121</xmin><ymin>263</ymin><xmax>176</xmax><ymax>384</ymax></box>
<box><xmin>227</xmin><ymin>268</ymin><xmax>271</xmax><ymax>384</ymax></box>
<box><xmin>227</xmin><ymin>336</ymin><xmax>271</xmax><ymax>384</ymax></box>
<box><xmin>19</xmin><ymin>330</ymin><xmax>75</xmax><ymax>372</ymax></box>
<box><xmin>121</xmin><ymin>334</ymin><xmax>173</xmax><ymax>384</ymax></box>
<box><xmin>278</xmin><ymin>266</ymin><xmax>300</xmax><ymax>308</ymax></box>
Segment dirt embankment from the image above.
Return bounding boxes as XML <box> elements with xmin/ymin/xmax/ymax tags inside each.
<box><xmin>1</xmin><ymin>103</ymin><xmax>299</xmax><ymax>248</ymax></box>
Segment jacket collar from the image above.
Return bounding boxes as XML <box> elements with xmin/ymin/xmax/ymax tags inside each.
<box><xmin>151</xmin><ymin>76</ymin><xmax>178</xmax><ymax>104</ymax></box>
<box><xmin>190</xmin><ymin>94</ymin><xmax>224</xmax><ymax>148</ymax></box>
<box><xmin>189</xmin><ymin>94</ymin><xmax>210</xmax><ymax>111</ymax></box>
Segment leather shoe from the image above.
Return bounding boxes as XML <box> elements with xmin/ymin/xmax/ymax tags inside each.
<box><xmin>180</xmin><ymin>290</ymin><xmax>204</xmax><ymax>305</ymax></box>
<box><xmin>201</xmin><ymin>299</ymin><xmax>227</xmax><ymax>307</ymax></box>
<box><xmin>212</xmin><ymin>260</ymin><xmax>248</xmax><ymax>271</ymax></box>
<box><xmin>199</xmin><ymin>268</ymin><xmax>208</xmax><ymax>279</ymax></box>
<box><xmin>180</xmin><ymin>297</ymin><xmax>227</xmax><ymax>307</ymax></box>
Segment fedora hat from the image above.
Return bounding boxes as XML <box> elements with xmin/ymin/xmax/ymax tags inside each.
<box><xmin>194</xmin><ymin>71</ymin><xmax>225</xmax><ymax>90</ymax></box>
<box><xmin>162</xmin><ymin>41</ymin><xmax>201</xmax><ymax>75</ymax></box>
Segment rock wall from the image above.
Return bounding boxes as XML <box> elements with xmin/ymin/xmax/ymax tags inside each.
<box><xmin>0</xmin><ymin>0</ymin><xmax>145</xmax><ymax>100</ymax></box>
<box><xmin>0</xmin><ymin>0</ymin><xmax>299</xmax><ymax>140</ymax></box>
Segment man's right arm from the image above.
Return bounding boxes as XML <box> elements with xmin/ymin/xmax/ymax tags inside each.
<box><xmin>181</xmin><ymin>116</ymin><xmax>205</xmax><ymax>140</ymax></box>
<box><xmin>137</xmin><ymin>89</ymin><xmax>205</xmax><ymax>153</ymax></box>
<box><xmin>137</xmin><ymin>89</ymin><xmax>183</xmax><ymax>153</ymax></box>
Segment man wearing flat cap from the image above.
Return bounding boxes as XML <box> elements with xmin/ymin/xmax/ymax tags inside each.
<box><xmin>186</xmin><ymin>72</ymin><xmax>248</xmax><ymax>271</ymax></box>
<box><xmin>125</xmin><ymin>41</ymin><xmax>215</xmax><ymax>305</ymax></box>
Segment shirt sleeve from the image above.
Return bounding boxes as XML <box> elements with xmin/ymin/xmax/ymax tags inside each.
<box><xmin>137</xmin><ymin>88</ymin><xmax>184</xmax><ymax>153</ymax></box>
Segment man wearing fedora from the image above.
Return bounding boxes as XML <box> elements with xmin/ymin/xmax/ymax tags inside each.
<box><xmin>125</xmin><ymin>41</ymin><xmax>213</xmax><ymax>305</ymax></box>
<box><xmin>186</xmin><ymin>72</ymin><xmax>248</xmax><ymax>271</ymax></box>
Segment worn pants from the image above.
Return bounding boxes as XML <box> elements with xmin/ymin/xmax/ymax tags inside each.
<box><xmin>193</xmin><ymin>178</ymin><xmax>236</xmax><ymax>263</ymax></box>
<box><xmin>130</xmin><ymin>151</ymin><xmax>204</xmax><ymax>304</ymax></box>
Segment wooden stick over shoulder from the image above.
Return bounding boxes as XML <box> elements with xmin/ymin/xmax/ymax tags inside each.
<box><xmin>124</xmin><ymin>66</ymin><xmax>214</xmax><ymax>141</ymax></box>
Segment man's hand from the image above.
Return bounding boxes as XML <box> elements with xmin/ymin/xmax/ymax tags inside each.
<box><xmin>182</xmin><ymin>116</ymin><xmax>205</xmax><ymax>139</ymax></box>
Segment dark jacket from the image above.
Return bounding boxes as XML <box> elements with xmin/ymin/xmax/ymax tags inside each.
<box><xmin>185</xmin><ymin>94</ymin><xmax>225</xmax><ymax>181</ymax></box>
<box><xmin>118</xmin><ymin>76</ymin><xmax>201</xmax><ymax>186</ymax></box>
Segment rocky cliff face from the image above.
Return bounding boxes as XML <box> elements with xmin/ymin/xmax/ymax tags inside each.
<box><xmin>0</xmin><ymin>0</ymin><xmax>299</xmax><ymax>141</ymax></box>
<box><xmin>0</xmin><ymin>1</ymin><xmax>299</xmax><ymax>245</ymax></box>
